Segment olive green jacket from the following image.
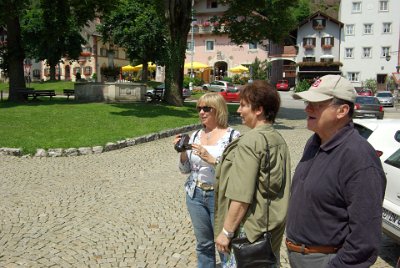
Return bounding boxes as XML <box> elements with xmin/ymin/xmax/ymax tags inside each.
<box><xmin>214</xmin><ymin>124</ymin><xmax>291</xmax><ymax>253</ymax></box>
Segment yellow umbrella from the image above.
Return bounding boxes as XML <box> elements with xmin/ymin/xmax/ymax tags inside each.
<box><xmin>133</xmin><ymin>62</ymin><xmax>157</xmax><ymax>71</ymax></box>
<box><xmin>121</xmin><ymin>65</ymin><xmax>136</xmax><ymax>72</ymax></box>
<box><xmin>229</xmin><ymin>65</ymin><xmax>249</xmax><ymax>73</ymax></box>
<box><xmin>184</xmin><ymin>61</ymin><xmax>210</xmax><ymax>69</ymax></box>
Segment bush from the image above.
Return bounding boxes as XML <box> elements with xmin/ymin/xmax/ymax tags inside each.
<box><xmin>183</xmin><ymin>75</ymin><xmax>204</xmax><ymax>88</ymax></box>
<box><xmin>363</xmin><ymin>78</ymin><xmax>377</xmax><ymax>93</ymax></box>
<box><xmin>294</xmin><ymin>79</ymin><xmax>311</xmax><ymax>93</ymax></box>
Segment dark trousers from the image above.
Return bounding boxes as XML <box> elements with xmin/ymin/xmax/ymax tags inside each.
<box><xmin>287</xmin><ymin>250</ymin><xmax>336</xmax><ymax>268</ymax></box>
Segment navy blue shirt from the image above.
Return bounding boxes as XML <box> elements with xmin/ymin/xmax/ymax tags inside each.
<box><xmin>286</xmin><ymin>122</ymin><xmax>386</xmax><ymax>267</ymax></box>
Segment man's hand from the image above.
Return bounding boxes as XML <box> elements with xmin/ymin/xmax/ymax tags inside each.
<box><xmin>216</xmin><ymin>232</ymin><xmax>231</xmax><ymax>254</ymax></box>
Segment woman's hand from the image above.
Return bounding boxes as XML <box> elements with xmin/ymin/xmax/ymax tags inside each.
<box><xmin>191</xmin><ymin>144</ymin><xmax>216</xmax><ymax>165</ymax></box>
<box><xmin>173</xmin><ymin>134</ymin><xmax>188</xmax><ymax>163</ymax></box>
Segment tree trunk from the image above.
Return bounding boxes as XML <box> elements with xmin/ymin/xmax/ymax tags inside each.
<box><xmin>163</xmin><ymin>0</ymin><xmax>192</xmax><ymax>106</ymax></box>
<box><xmin>141</xmin><ymin>61</ymin><xmax>149</xmax><ymax>83</ymax></box>
<box><xmin>7</xmin><ymin>12</ymin><xmax>26</xmax><ymax>101</ymax></box>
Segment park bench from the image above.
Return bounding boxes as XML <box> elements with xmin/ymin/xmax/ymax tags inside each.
<box><xmin>63</xmin><ymin>89</ymin><xmax>75</xmax><ymax>100</ymax></box>
<box><xmin>16</xmin><ymin>88</ymin><xmax>56</xmax><ymax>100</ymax></box>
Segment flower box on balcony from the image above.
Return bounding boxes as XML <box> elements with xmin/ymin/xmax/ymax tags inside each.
<box><xmin>80</xmin><ymin>51</ymin><xmax>91</xmax><ymax>57</ymax></box>
<box><xmin>322</xmin><ymin>44</ymin><xmax>332</xmax><ymax>49</ymax></box>
<box><xmin>202</xmin><ymin>21</ymin><xmax>210</xmax><ymax>27</ymax></box>
<box><xmin>303</xmin><ymin>44</ymin><xmax>315</xmax><ymax>49</ymax></box>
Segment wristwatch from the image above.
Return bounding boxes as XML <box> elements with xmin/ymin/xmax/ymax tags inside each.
<box><xmin>222</xmin><ymin>227</ymin><xmax>234</xmax><ymax>238</ymax></box>
<box><xmin>214</xmin><ymin>156</ymin><xmax>221</xmax><ymax>165</ymax></box>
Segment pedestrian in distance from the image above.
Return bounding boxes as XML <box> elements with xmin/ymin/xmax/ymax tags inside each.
<box><xmin>286</xmin><ymin>75</ymin><xmax>387</xmax><ymax>267</ymax></box>
<box><xmin>174</xmin><ymin>92</ymin><xmax>240</xmax><ymax>268</ymax></box>
<box><xmin>214</xmin><ymin>80</ymin><xmax>291</xmax><ymax>267</ymax></box>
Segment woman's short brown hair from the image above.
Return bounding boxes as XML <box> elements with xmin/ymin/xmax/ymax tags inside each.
<box><xmin>197</xmin><ymin>93</ymin><xmax>229</xmax><ymax>128</ymax></box>
<box><xmin>240</xmin><ymin>80</ymin><xmax>281</xmax><ymax>123</ymax></box>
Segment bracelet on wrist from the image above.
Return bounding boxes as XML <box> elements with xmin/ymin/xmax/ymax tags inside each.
<box><xmin>222</xmin><ymin>227</ymin><xmax>234</xmax><ymax>238</ymax></box>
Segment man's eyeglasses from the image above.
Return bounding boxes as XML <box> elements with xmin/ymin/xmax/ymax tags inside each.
<box><xmin>197</xmin><ymin>106</ymin><xmax>213</xmax><ymax>112</ymax></box>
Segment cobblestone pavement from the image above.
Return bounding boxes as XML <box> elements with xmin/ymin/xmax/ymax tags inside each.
<box><xmin>0</xmin><ymin>108</ymin><xmax>399</xmax><ymax>267</ymax></box>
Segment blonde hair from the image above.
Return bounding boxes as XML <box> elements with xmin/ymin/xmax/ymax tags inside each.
<box><xmin>197</xmin><ymin>93</ymin><xmax>229</xmax><ymax>128</ymax></box>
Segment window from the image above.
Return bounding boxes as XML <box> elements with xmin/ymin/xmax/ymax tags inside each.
<box><xmin>33</xmin><ymin>69</ymin><xmax>41</xmax><ymax>78</ymax></box>
<box><xmin>347</xmin><ymin>72</ymin><xmax>359</xmax><ymax>82</ymax></box>
<box><xmin>363</xmin><ymin>24</ymin><xmax>373</xmax><ymax>34</ymax></box>
<box><xmin>206</xmin><ymin>0</ymin><xmax>218</xmax><ymax>8</ymax></box>
<box><xmin>100</xmin><ymin>48</ymin><xmax>107</xmax><ymax>57</ymax></box>
<box><xmin>379</xmin><ymin>0</ymin><xmax>388</xmax><ymax>11</ymax></box>
<box><xmin>186</xmin><ymin>41</ymin><xmax>194</xmax><ymax>52</ymax></box>
<box><xmin>73</xmin><ymin>67</ymin><xmax>81</xmax><ymax>75</ymax></box>
<box><xmin>383</xmin><ymin>23</ymin><xmax>391</xmax><ymax>33</ymax></box>
<box><xmin>382</xmin><ymin>47</ymin><xmax>390</xmax><ymax>58</ymax></box>
<box><xmin>321</xmin><ymin>37</ymin><xmax>334</xmax><ymax>48</ymax></box>
<box><xmin>113</xmin><ymin>49</ymin><xmax>119</xmax><ymax>59</ymax></box>
<box><xmin>205</xmin><ymin>40</ymin><xmax>214</xmax><ymax>51</ymax></box>
<box><xmin>249</xmin><ymin>42</ymin><xmax>257</xmax><ymax>50</ymax></box>
<box><xmin>303</xmin><ymin>37</ymin><xmax>316</xmax><ymax>48</ymax></box>
<box><xmin>312</xmin><ymin>19</ymin><xmax>326</xmax><ymax>29</ymax></box>
<box><xmin>352</xmin><ymin>2</ymin><xmax>361</xmax><ymax>13</ymax></box>
<box><xmin>84</xmin><ymin>66</ymin><xmax>92</xmax><ymax>76</ymax></box>
<box><xmin>320</xmin><ymin>57</ymin><xmax>334</xmax><ymax>63</ymax></box>
<box><xmin>345</xmin><ymin>24</ymin><xmax>355</xmax><ymax>35</ymax></box>
<box><xmin>362</xmin><ymin>47</ymin><xmax>372</xmax><ymax>58</ymax></box>
<box><xmin>302</xmin><ymin>57</ymin><xmax>315</xmax><ymax>62</ymax></box>
<box><xmin>345</xmin><ymin>48</ymin><xmax>354</xmax><ymax>58</ymax></box>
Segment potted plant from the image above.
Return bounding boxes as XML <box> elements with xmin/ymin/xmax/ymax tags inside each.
<box><xmin>322</xmin><ymin>44</ymin><xmax>333</xmax><ymax>49</ymax></box>
<box><xmin>202</xmin><ymin>21</ymin><xmax>210</xmax><ymax>27</ymax></box>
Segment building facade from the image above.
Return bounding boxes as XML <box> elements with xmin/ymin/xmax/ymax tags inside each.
<box><xmin>339</xmin><ymin>0</ymin><xmax>400</xmax><ymax>89</ymax></box>
<box><xmin>186</xmin><ymin>0</ymin><xmax>269</xmax><ymax>83</ymax></box>
<box><xmin>295</xmin><ymin>11</ymin><xmax>344</xmax><ymax>81</ymax></box>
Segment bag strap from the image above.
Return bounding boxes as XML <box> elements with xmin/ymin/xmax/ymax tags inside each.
<box><xmin>228</xmin><ymin>128</ymin><xmax>235</xmax><ymax>143</ymax></box>
<box><xmin>259</xmin><ymin>134</ymin><xmax>271</xmax><ymax>232</ymax></box>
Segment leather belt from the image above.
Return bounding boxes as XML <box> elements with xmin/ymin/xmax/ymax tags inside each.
<box><xmin>286</xmin><ymin>239</ymin><xmax>340</xmax><ymax>254</ymax></box>
<box><xmin>196</xmin><ymin>181</ymin><xmax>214</xmax><ymax>191</ymax></box>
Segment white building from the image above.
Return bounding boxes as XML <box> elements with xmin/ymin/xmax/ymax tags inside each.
<box><xmin>339</xmin><ymin>0</ymin><xmax>400</xmax><ymax>89</ymax></box>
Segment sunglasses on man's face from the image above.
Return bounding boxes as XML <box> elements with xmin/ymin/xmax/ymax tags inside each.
<box><xmin>197</xmin><ymin>106</ymin><xmax>213</xmax><ymax>112</ymax></box>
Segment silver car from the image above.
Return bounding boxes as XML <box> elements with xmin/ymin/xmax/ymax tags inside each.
<box><xmin>375</xmin><ymin>91</ymin><xmax>394</xmax><ymax>107</ymax></box>
<box><xmin>202</xmin><ymin>80</ymin><xmax>236</xmax><ymax>92</ymax></box>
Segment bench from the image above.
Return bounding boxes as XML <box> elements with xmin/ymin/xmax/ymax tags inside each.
<box><xmin>17</xmin><ymin>89</ymin><xmax>56</xmax><ymax>100</ymax></box>
<box><xmin>63</xmin><ymin>89</ymin><xmax>75</xmax><ymax>100</ymax></box>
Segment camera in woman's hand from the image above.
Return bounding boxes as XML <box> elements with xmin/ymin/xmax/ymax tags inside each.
<box><xmin>174</xmin><ymin>134</ymin><xmax>192</xmax><ymax>152</ymax></box>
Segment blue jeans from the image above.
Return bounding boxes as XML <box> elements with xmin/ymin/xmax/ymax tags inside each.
<box><xmin>186</xmin><ymin>187</ymin><xmax>216</xmax><ymax>268</ymax></box>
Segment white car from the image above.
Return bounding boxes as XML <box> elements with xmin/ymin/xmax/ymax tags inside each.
<box><xmin>202</xmin><ymin>80</ymin><xmax>236</xmax><ymax>92</ymax></box>
<box><xmin>354</xmin><ymin>119</ymin><xmax>400</xmax><ymax>243</ymax></box>
<box><xmin>375</xmin><ymin>91</ymin><xmax>395</xmax><ymax>107</ymax></box>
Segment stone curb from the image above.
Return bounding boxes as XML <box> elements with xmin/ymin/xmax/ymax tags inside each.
<box><xmin>0</xmin><ymin>124</ymin><xmax>203</xmax><ymax>158</ymax></box>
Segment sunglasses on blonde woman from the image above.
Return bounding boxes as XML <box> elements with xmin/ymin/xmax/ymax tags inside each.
<box><xmin>197</xmin><ymin>106</ymin><xmax>213</xmax><ymax>112</ymax></box>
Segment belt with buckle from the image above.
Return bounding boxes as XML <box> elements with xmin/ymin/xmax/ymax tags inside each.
<box><xmin>196</xmin><ymin>181</ymin><xmax>214</xmax><ymax>191</ymax></box>
<box><xmin>285</xmin><ymin>239</ymin><xmax>340</xmax><ymax>254</ymax></box>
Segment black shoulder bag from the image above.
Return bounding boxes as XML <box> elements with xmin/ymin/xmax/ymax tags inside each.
<box><xmin>230</xmin><ymin>135</ymin><xmax>277</xmax><ymax>268</ymax></box>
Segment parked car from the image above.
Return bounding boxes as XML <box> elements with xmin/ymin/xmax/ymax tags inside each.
<box><xmin>355</xmin><ymin>88</ymin><xmax>373</xmax><ymax>96</ymax></box>
<box><xmin>219</xmin><ymin>87</ymin><xmax>240</xmax><ymax>103</ymax></box>
<box><xmin>354</xmin><ymin>119</ymin><xmax>400</xmax><ymax>244</ymax></box>
<box><xmin>375</xmin><ymin>91</ymin><xmax>394</xmax><ymax>107</ymax></box>
<box><xmin>275</xmin><ymin>80</ymin><xmax>290</xmax><ymax>91</ymax></box>
<box><xmin>146</xmin><ymin>83</ymin><xmax>191</xmax><ymax>101</ymax></box>
<box><xmin>202</xmin><ymin>80</ymin><xmax>236</xmax><ymax>92</ymax></box>
<box><xmin>353</xmin><ymin>96</ymin><xmax>384</xmax><ymax>119</ymax></box>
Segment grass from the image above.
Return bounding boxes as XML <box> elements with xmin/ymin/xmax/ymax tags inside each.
<box><xmin>0</xmin><ymin>98</ymin><xmax>240</xmax><ymax>155</ymax></box>
<box><xmin>0</xmin><ymin>81</ymin><xmax>74</xmax><ymax>95</ymax></box>
<box><xmin>0</xmin><ymin>81</ymin><xmax>239</xmax><ymax>155</ymax></box>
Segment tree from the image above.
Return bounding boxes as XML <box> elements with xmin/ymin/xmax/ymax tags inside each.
<box><xmin>213</xmin><ymin>0</ymin><xmax>299</xmax><ymax>45</ymax></box>
<box><xmin>158</xmin><ymin>0</ymin><xmax>192</xmax><ymax>106</ymax></box>
<box><xmin>99</xmin><ymin>0</ymin><xmax>166</xmax><ymax>83</ymax></box>
<box><xmin>2</xmin><ymin>0</ymin><xmax>117</xmax><ymax>101</ymax></box>
<box><xmin>250</xmin><ymin>57</ymin><xmax>270</xmax><ymax>80</ymax></box>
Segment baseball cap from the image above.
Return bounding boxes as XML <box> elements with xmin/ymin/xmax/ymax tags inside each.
<box><xmin>293</xmin><ymin>75</ymin><xmax>357</xmax><ymax>103</ymax></box>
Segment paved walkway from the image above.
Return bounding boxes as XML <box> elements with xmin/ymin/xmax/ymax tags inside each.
<box><xmin>0</xmin><ymin>109</ymin><xmax>399</xmax><ymax>267</ymax></box>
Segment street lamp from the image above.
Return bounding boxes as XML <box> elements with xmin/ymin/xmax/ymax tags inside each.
<box><xmin>385</xmin><ymin>50</ymin><xmax>400</xmax><ymax>72</ymax></box>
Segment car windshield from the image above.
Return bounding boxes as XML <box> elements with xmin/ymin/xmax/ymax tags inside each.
<box><xmin>377</xmin><ymin>92</ymin><xmax>392</xmax><ymax>97</ymax></box>
<box><xmin>278</xmin><ymin>80</ymin><xmax>287</xmax><ymax>83</ymax></box>
<box><xmin>384</xmin><ymin>148</ymin><xmax>400</xmax><ymax>169</ymax></box>
<box><xmin>354</xmin><ymin>123</ymin><xmax>373</xmax><ymax>139</ymax></box>
<box><xmin>356</xmin><ymin>97</ymin><xmax>379</xmax><ymax>104</ymax></box>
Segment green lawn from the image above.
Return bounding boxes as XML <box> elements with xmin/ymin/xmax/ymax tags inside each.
<box><xmin>0</xmin><ymin>81</ymin><xmax>239</xmax><ymax>155</ymax></box>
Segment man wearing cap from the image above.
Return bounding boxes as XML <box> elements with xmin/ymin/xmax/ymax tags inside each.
<box><xmin>286</xmin><ymin>75</ymin><xmax>386</xmax><ymax>267</ymax></box>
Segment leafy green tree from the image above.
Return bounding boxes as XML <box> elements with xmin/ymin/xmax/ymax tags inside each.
<box><xmin>293</xmin><ymin>0</ymin><xmax>312</xmax><ymax>23</ymax></box>
<box><xmin>213</xmin><ymin>0</ymin><xmax>299</xmax><ymax>45</ymax></box>
<box><xmin>99</xmin><ymin>0</ymin><xmax>166</xmax><ymax>83</ymax></box>
<box><xmin>2</xmin><ymin>0</ymin><xmax>117</xmax><ymax>101</ymax></box>
<box><xmin>250</xmin><ymin>57</ymin><xmax>270</xmax><ymax>80</ymax></box>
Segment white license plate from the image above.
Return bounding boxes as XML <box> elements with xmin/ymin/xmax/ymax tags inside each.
<box><xmin>382</xmin><ymin>208</ymin><xmax>400</xmax><ymax>230</ymax></box>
